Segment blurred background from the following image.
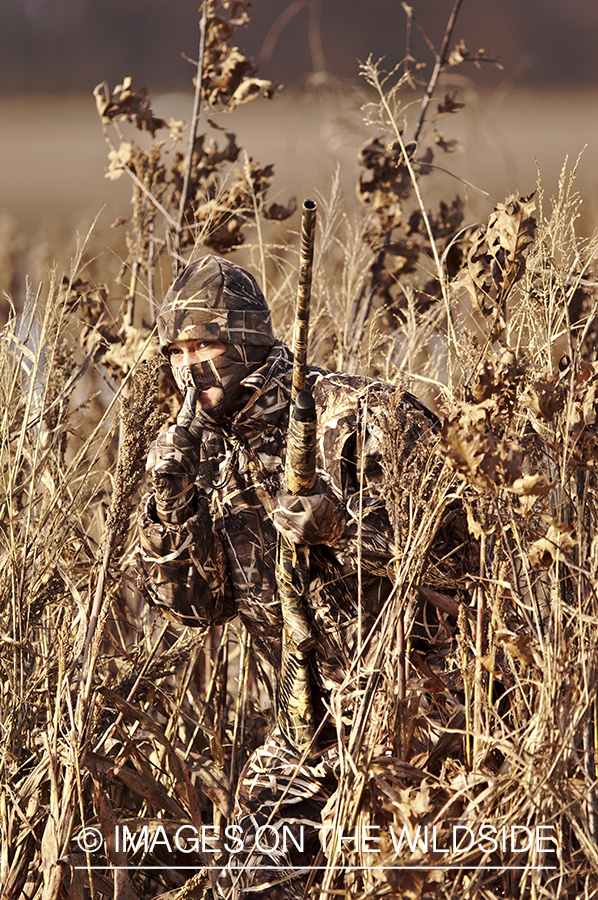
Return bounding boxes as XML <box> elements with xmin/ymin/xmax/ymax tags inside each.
<box><xmin>1</xmin><ymin>0</ymin><xmax>597</xmax><ymax>298</ymax></box>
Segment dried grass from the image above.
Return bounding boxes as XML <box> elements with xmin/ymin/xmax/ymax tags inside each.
<box><xmin>2</xmin><ymin>3</ymin><xmax>598</xmax><ymax>899</ymax></box>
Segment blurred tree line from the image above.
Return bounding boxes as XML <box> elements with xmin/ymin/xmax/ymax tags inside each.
<box><xmin>1</xmin><ymin>0</ymin><xmax>597</xmax><ymax>94</ymax></box>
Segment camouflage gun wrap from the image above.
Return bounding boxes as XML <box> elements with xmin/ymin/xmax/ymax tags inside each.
<box><xmin>277</xmin><ymin>199</ymin><xmax>318</xmax><ymax>756</ymax></box>
<box><xmin>291</xmin><ymin>200</ymin><xmax>317</xmax><ymax>403</ymax></box>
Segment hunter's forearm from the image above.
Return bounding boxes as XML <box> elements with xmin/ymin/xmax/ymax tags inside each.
<box><xmin>136</xmin><ymin>489</ymin><xmax>235</xmax><ymax>626</ymax></box>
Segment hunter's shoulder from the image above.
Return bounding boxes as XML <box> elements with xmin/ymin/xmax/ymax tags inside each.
<box><xmin>308</xmin><ymin>370</ymin><xmax>438</xmax><ymax>423</ymax></box>
<box><xmin>308</xmin><ymin>369</ymin><xmax>387</xmax><ymax>400</ymax></box>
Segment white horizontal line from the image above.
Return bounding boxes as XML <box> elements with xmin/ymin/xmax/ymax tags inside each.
<box><xmin>75</xmin><ymin>865</ymin><xmax>557</xmax><ymax>872</ymax></box>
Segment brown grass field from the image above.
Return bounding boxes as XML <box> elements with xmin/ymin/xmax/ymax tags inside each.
<box><xmin>3</xmin><ymin>5</ymin><xmax>598</xmax><ymax>898</ymax></box>
<box><xmin>2</xmin><ymin>84</ymin><xmax>598</xmax><ymax>260</ymax></box>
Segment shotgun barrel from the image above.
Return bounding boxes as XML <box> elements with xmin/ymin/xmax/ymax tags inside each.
<box><xmin>291</xmin><ymin>199</ymin><xmax>317</xmax><ymax>402</ymax></box>
<box><xmin>277</xmin><ymin>199</ymin><xmax>319</xmax><ymax>756</ymax></box>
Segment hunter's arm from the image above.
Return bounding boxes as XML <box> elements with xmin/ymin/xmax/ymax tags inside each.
<box><xmin>306</xmin><ymin>378</ymin><xmax>439</xmax><ymax>576</ymax></box>
<box><xmin>136</xmin><ymin>423</ymin><xmax>236</xmax><ymax>627</ymax></box>
<box><xmin>271</xmin><ymin>378</ymin><xmax>397</xmax><ymax>571</ymax></box>
<box><xmin>136</xmin><ymin>487</ymin><xmax>235</xmax><ymax>627</ymax></box>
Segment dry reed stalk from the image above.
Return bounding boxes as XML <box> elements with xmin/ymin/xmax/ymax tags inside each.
<box><xmin>174</xmin><ymin>0</ymin><xmax>209</xmax><ymax>263</ymax></box>
<box><xmin>228</xmin><ymin>625</ymin><xmax>251</xmax><ymax>817</ymax></box>
<box><xmin>5</xmin><ymin>4</ymin><xmax>598</xmax><ymax>898</ymax></box>
<box><xmin>473</xmin><ymin>532</ymin><xmax>485</xmax><ymax>767</ymax></box>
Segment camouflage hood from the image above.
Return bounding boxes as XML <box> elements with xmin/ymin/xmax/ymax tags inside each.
<box><xmin>157</xmin><ymin>255</ymin><xmax>275</xmax><ymax>354</ymax></box>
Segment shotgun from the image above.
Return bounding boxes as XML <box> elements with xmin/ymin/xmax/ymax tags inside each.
<box><xmin>276</xmin><ymin>199</ymin><xmax>318</xmax><ymax>756</ymax></box>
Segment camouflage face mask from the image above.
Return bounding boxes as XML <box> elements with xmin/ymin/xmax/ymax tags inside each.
<box><xmin>172</xmin><ymin>343</ymin><xmax>268</xmax><ymax>420</ymax></box>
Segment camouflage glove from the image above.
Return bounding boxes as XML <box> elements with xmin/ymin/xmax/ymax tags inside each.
<box><xmin>146</xmin><ymin>421</ymin><xmax>203</xmax><ymax>524</ymax></box>
<box><xmin>271</xmin><ymin>490</ymin><xmax>346</xmax><ymax>546</ymax></box>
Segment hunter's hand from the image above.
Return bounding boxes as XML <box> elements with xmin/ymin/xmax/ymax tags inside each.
<box><xmin>147</xmin><ymin>421</ymin><xmax>203</xmax><ymax>524</ymax></box>
<box><xmin>272</xmin><ymin>490</ymin><xmax>345</xmax><ymax>546</ymax></box>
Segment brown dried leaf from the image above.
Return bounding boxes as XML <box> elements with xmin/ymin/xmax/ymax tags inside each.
<box><xmin>437</xmin><ymin>92</ymin><xmax>465</xmax><ymax>115</ymax></box>
<box><xmin>441</xmin><ymin>403</ymin><xmax>497</xmax><ymax>491</ymax></box>
<box><xmin>429</xmin><ymin>197</ymin><xmax>464</xmax><ymax>239</ymax></box>
<box><xmin>528</xmin><ymin>522</ymin><xmax>577</xmax><ymax>568</ymax></box>
<box><xmin>479</xmin><ymin>651</ymin><xmax>501</xmax><ymax>678</ymax></box>
<box><xmin>527</xmin><ymin>538</ymin><xmax>555</xmax><ymax>569</ymax></box>
<box><xmin>486</xmin><ymin>192</ymin><xmax>536</xmax><ymax>293</ymax></box>
<box><xmin>422</xmin><ymin>674</ymin><xmax>447</xmax><ymax>694</ymax></box>
<box><xmin>574</xmin><ymin>360</ymin><xmax>598</xmax><ymax>390</ymax></box>
<box><xmin>576</xmin><ymin>363</ymin><xmax>598</xmax><ymax>426</ymax></box>
<box><xmin>496</xmin><ymin>632</ymin><xmax>536</xmax><ymax>668</ymax></box>
<box><xmin>94</xmin><ymin>77</ymin><xmax>167</xmax><ymax>137</ymax></box>
<box><xmin>416</xmin><ymin>146</ymin><xmax>434</xmax><ymax>176</ymax></box>
<box><xmin>85</xmin><ymin>750</ymin><xmax>187</xmax><ymax>819</ymax></box>
<box><xmin>398</xmin><ymin>781</ymin><xmax>433</xmax><ymax>821</ymax></box>
<box><xmin>203</xmin><ymin>29</ymin><xmax>277</xmax><ymax>111</ymax></box>
<box><xmin>100</xmin><ymin>689</ymin><xmax>229</xmax><ymax>819</ymax></box>
<box><xmin>386</xmin><ymin>238</ymin><xmax>421</xmax><ymax>275</ymax></box>
<box><xmin>507</xmin><ymin>473</ymin><xmax>553</xmax><ymax>497</ymax></box>
<box><xmin>168</xmin><ymin>118</ymin><xmax>185</xmax><ymax>142</ymax></box>
<box><xmin>464</xmin><ymin>499</ymin><xmax>496</xmax><ymax>538</ymax></box>
<box><xmin>229</xmin><ymin>76</ymin><xmax>279</xmax><ymax>108</ymax></box>
<box><xmin>448</xmin><ymin>39</ymin><xmax>469</xmax><ymax>66</ymax></box>
<box><xmin>562</xmin><ymin>362</ymin><xmax>598</xmax><ymax>469</ymax></box>
<box><xmin>466</xmin><ymin>226</ymin><xmax>493</xmax><ymax>314</ymax></box>
<box><xmin>197</xmin><ymin>132</ymin><xmax>241</xmax><ymax>172</ymax></box>
<box><xmin>435</xmin><ymin>132</ymin><xmax>460</xmax><ymax>153</ymax></box>
<box><xmin>470</xmin><ymin>344</ymin><xmax>523</xmax><ymax>404</ymax></box>
<box><xmin>441</xmin><ymin>400</ymin><xmax>521</xmax><ymax>492</ymax></box>
<box><xmin>441</xmin><ymin>398</ymin><xmax>531</xmax><ymax>494</ymax></box>
<box><xmin>102</xmin><ymin>325</ymin><xmax>159</xmax><ymax>376</ymax></box>
<box><xmin>357</xmin><ymin>137</ymin><xmax>411</xmax><ymax>229</ymax></box>
<box><xmin>528</xmin><ymin>372</ymin><xmax>563</xmax><ymax>420</ymax></box>
<box><xmin>105</xmin><ymin>142</ymin><xmax>133</xmax><ymax>181</ymax></box>
<box><xmin>416</xmin><ymin>585</ymin><xmax>474</xmax><ymax>620</ymax></box>
<box><xmin>264</xmin><ymin>197</ymin><xmax>297</xmax><ymax>220</ymax></box>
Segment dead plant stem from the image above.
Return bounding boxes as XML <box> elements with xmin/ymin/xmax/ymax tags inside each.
<box><xmin>93</xmin><ymin>619</ymin><xmax>171</xmax><ymax>753</ymax></box>
<box><xmin>80</xmin><ymin>528</ymin><xmax>114</xmax><ymax>702</ymax></box>
<box><xmin>412</xmin><ymin>0</ymin><xmax>465</xmax><ymax>146</ymax></box>
<box><xmin>148</xmin><ymin>219</ymin><xmax>155</xmax><ymax>317</ymax></box>
<box><xmin>244</xmin><ymin>152</ymin><xmax>267</xmax><ymax>292</ymax></box>
<box><xmin>376</xmin><ymin>80</ymin><xmax>457</xmax><ymax>380</ymax></box>
<box><xmin>474</xmin><ymin>531</ymin><xmax>485</xmax><ymax>765</ymax></box>
<box><xmin>347</xmin><ymin>234</ymin><xmax>389</xmax><ymax>373</ymax></box>
<box><xmin>175</xmin><ymin>0</ymin><xmax>209</xmax><ymax>261</ymax></box>
<box><xmin>125</xmin><ymin>260</ymin><xmax>138</xmax><ymax>327</ymax></box>
<box><xmin>104</xmin><ymin>132</ymin><xmax>177</xmax><ymax>229</ymax></box>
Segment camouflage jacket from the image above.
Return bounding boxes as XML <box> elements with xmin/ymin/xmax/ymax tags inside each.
<box><xmin>137</xmin><ymin>341</ymin><xmax>437</xmax><ymax>693</ymax></box>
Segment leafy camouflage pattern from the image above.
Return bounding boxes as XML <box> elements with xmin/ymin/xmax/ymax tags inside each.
<box><xmin>157</xmin><ymin>255</ymin><xmax>274</xmax><ymax>353</ymax></box>
<box><xmin>147</xmin><ymin>422</ymin><xmax>202</xmax><ymax>524</ymax></box>
<box><xmin>218</xmin><ymin>726</ymin><xmax>335</xmax><ymax>899</ymax></box>
<box><xmin>275</xmin><ymin>391</ymin><xmax>320</xmax><ymax>755</ymax></box>
<box><xmin>137</xmin><ymin>340</ymin><xmax>439</xmax><ymax>677</ymax></box>
<box><xmin>136</xmin><ymin>340</ymin><xmax>443</xmax><ymax>897</ymax></box>
<box><xmin>272</xmin><ymin>491</ymin><xmax>345</xmax><ymax>545</ymax></box>
<box><xmin>170</xmin><ymin>343</ymin><xmax>270</xmax><ymax>420</ymax></box>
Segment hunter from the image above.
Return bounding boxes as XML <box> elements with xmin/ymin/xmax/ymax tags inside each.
<box><xmin>137</xmin><ymin>254</ymin><xmax>443</xmax><ymax>898</ymax></box>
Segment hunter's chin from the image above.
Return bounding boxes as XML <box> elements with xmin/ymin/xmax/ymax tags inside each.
<box><xmin>196</xmin><ymin>386</ymin><xmax>224</xmax><ymax>410</ymax></box>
